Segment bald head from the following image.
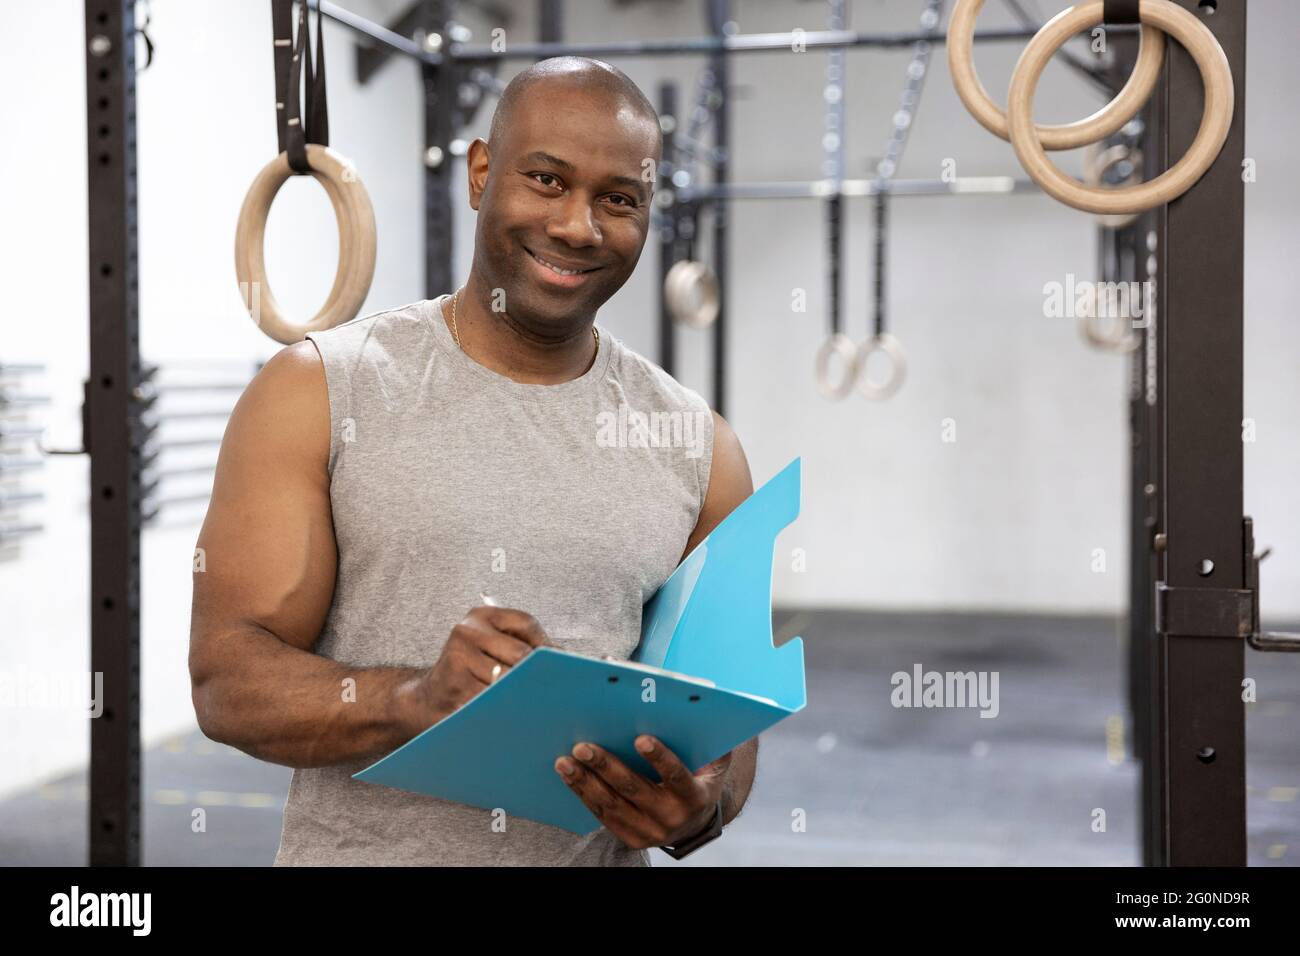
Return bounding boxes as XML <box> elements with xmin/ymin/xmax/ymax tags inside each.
<box><xmin>463</xmin><ymin>56</ymin><xmax>661</xmax><ymax>335</ymax></box>
<box><xmin>488</xmin><ymin>56</ymin><xmax>662</xmax><ymax>157</ymax></box>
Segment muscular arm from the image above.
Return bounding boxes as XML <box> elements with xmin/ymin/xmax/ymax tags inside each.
<box><xmin>189</xmin><ymin>343</ymin><xmax>432</xmax><ymax>768</ymax></box>
<box><xmin>679</xmin><ymin>411</ymin><xmax>759</xmax><ymax>827</ymax></box>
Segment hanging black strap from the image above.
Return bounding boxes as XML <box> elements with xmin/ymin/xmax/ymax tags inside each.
<box><xmin>827</xmin><ymin>193</ymin><xmax>842</xmax><ymax>337</ymax></box>
<box><xmin>872</xmin><ymin>191</ymin><xmax>887</xmax><ymax>338</ymax></box>
<box><xmin>272</xmin><ymin>0</ymin><xmax>330</xmax><ymax>174</ymax></box>
<box><xmin>1103</xmin><ymin>0</ymin><xmax>1141</xmax><ymax>25</ymax></box>
<box><xmin>305</xmin><ymin>3</ymin><xmax>329</xmax><ymax>149</ymax></box>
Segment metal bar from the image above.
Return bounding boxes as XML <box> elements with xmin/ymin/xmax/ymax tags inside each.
<box><xmin>677</xmin><ymin>176</ymin><xmax>1035</xmax><ymax>202</ymax></box>
<box><xmin>657</xmin><ymin>80</ymin><xmax>677</xmax><ymax>376</ymax></box>
<box><xmin>1001</xmin><ymin>0</ymin><xmax>1115</xmax><ymax>94</ymax></box>
<box><xmin>0</xmin><ymin>425</ymin><xmax>45</xmax><ymax>440</ymax></box>
<box><xmin>0</xmin><ymin>522</ymin><xmax>44</xmax><ymax>538</ymax></box>
<box><xmin>0</xmin><ymin>457</ymin><xmax>44</xmax><ymax>473</ymax></box>
<box><xmin>0</xmin><ymin>490</ymin><xmax>45</xmax><ymax>507</ymax></box>
<box><xmin>1153</xmin><ymin>0</ymin><xmax>1248</xmax><ymax>867</ymax></box>
<box><xmin>148</xmin><ymin>409</ymin><xmax>235</xmax><ymax>422</ymax></box>
<box><xmin>152</xmin><ymin>493</ymin><xmax>216</xmax><ymax>508</ymax></box>
<box><xmin>1101</xmin><ymin>30</ymin><xmax>1161</xmax><ymax>866</ymax></box>
<box><xmin>354</xmin><ymin>1</ymin><xmax>430</xmax><ymax>83</ymax></box>
<box><xmin>0</xmin><ymin>393</ymin><xmax>54</xmax><ymax>407</ymax></box>
<box><xmin>309</xmin><ymin>1</ymin><xmax>1126</xmax><ymax>67</ymax></box>
<box><xmin>708</xmin><ymin>0</ymin><xmax>729</xmax><ymax>418</ymax></box>
<box><xmin>84</xmin><ymin>0</ymin><xmax>142</xmax><ymax>867</ymax></box>
<box><xmin>1131</xmin><ymin>213</ymin><xmax>1160</xmax><ymax>866</ymax></box>
<box><xmin>354</xmin><ymin>0</ymin><xmax>520</xmax><ymax>85</ymax></box>
<box><xmin>825</xmin><ymin>0</ymin><xmax>846</xmax><ymax>338</ymax></box>
<box><xmin>467</xmin><ymin>66</ymin><xmax>506</xmax><ymax>97</ymax></box>
<box><xmin>151</xmin><ymin>382</ymin><xmax>248</xmax><ymax>393</ymax></box>
<box><xmin>423</xmin><ymin>0</ymin><xmax>456</xmax><ymax>297</ymax></box>
<box><xmin>449</xmin><ymin>25</ymin><xmax>1124</xmax><ymax>61</ymax></box>
<box><xmin>1143</xmin><ymin>23</ymin><xmax>1171</xmax><ymax>870</ymax></box>
<box><xmin>307</xmin><ymin>0</ymin><xmax>440</xmax><ymax>67</ymax></box>
<box><xmin>537</xmin><ymin>0</ymin><xmax>561</xmax><ymax>61</ymax></box>
<box><xmin>1139</xmin><ymin>90</ymin><xmax>1165</xmax><ymax>869</ymax></box>
<box><xmin>149</xmin><ymin>437</ymin><xmax>224</xmax><ymax>450</ymax></box>
<box><xmin>151</xmin><ymin>464</ymin><xmax>218</xmax><ymax>480</ymax></box>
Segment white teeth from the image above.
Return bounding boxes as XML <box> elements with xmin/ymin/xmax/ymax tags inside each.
<box><xmin>533</xmin><ymin>252</ymin><xmax>582</xmax><ymax>276</ymax></box>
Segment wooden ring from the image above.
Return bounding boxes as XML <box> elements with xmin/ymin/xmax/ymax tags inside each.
<box><xmin>1007</xmin><ymin>0</ymin><xmax>1233</xmax><ymax>215</ymax></box>
<box><xmin>855</xmin><ymin>333</ymin><xmax>907</xmax><ymax>401</ymax></box>
<box><xmin>947</xmin><ymin>0</ymin><xmax>1165</xmax><ymax>150</ymax></box>
<box><xmin>814</xmin><ymin>333</ymin><xmax>859</xmax><ymax>401</ymax></box>
<box><xmin>234</xmin><ymin>144</ymin><xmax>378</xmax><ymax>345</ymax></box>
<box><xmin>1077</xmin><ymin>266</ymin><xmax>1143</xmax><ymax>353</ymax></box>
<box><xmin>1084</xmin><ymin>142</ymin><xmax>1143</xmax><ymax>229</ymax></box>
<box><xmin>665</xmin><ymin>260</ymin><xmax>720</xmax><ymax>329</ymax></box>
<box><xmin>1079</xmin><ymin>307</ymin><xmax>1141</xmax><ymax>353</ymax></box>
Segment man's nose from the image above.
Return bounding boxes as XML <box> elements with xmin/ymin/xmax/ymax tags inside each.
<box><xmin>546</xmin><ymin>192</ymin><xmax>601</xmax><ymax>247</ymax></box>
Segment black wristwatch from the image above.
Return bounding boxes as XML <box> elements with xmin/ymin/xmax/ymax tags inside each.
<box><xmin>659</xmin><ymin>800</ymin><xmax>724</xmax><ymax>860</ymax></box>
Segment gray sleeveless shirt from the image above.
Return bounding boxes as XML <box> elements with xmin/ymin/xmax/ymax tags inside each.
<box><xmin>273</xmin><ymin>294</ymin><xmax>714</xmax><ymax>866</ymax></box>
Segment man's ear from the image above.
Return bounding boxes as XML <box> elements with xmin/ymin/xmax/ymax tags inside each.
<box><xmin>466</xmin><ymin>138</ymin><xmax>490</xmax><ymax>211</ymax></box>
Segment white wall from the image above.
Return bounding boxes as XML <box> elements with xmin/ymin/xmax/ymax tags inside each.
<box><xmin>0</xmin><ymin>0</ymin><xmax>1296</xmax><ymax>797</ymax></box>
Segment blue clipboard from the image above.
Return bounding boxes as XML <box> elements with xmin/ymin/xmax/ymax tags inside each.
<box><xmin>354</xmin><ymin>457</ymin><xmax>806</xmax><ymax>834</ymax></box>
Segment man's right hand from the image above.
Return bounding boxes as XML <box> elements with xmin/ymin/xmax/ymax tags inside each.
<box><xmin>417</xmin><ymin>605</ymin><xmax>551</xmax><ymax>725</ymax></box>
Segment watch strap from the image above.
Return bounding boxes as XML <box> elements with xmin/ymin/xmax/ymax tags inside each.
<box><xmin>659</xmin><ymin>800</ymin><xmax>724</xmax><ymax>860</ymax></box>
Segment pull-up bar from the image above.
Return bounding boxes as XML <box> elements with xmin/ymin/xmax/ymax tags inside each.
<box><xmin>675</xmin><ymin>176</ymin><xmax>1036</xmax><ymax>203</ymax></box>
<box><xmin>305</xmin><ymin>0</ymin><xmax>1135</xmax><ymax>66</ymax></box>
<box><xmin>446</xmin><ymin>26</ymin><xmax>1106</xmax><ymax>61</ymax></box>
<box><xmin>307</xmin><ymin>0</ymin><xmax>439</xmax><ymax>65</ymax></box>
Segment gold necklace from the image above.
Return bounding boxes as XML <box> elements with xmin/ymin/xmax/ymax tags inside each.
<box><xmin>449</xmin><ymin>288</ymin><xmax>598</xmax><ymax>355</ymax></box>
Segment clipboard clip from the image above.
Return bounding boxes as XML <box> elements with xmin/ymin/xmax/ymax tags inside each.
<box><xmin>603</xmin><ymin>657</ymin><xmax>717</xmax><ymax>689</ymax></box>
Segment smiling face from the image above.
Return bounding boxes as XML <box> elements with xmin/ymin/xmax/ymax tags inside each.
<box><xmin>467</xmin><ymin>77</ymin><xmax>662</xmax><ymax>340</ymax></box>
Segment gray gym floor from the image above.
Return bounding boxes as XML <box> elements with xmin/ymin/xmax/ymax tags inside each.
<box><xmin>2</xmin><ymin>611</ymin><xmax>1296</xmax><ymax>866</ymax></box>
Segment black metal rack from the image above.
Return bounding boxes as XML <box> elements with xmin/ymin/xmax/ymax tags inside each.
<box><xmin>84</xmin><ymin>0</ymin><xmax>144</xmax><ymax>866</ymax></box>
<box><xmin>1144</xmin><ymin>0</ymin><xmax>1250</xmax><ymax>866</ymax></box>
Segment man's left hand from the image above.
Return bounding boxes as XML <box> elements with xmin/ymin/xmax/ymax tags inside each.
<box><xmin>554</xmin><ymin>735</ymin><xmax>730</xmax><ymax>850</ymax></box>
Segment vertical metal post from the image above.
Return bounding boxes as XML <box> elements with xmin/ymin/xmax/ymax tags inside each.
<box><xmin>1098</xmin><ymin>28</ymin><xmax>1163</xmax><ymax>864</ymax></box>
<box><xmin>1128</xmin><ymin>200</ymin><xmax>1161</xmax><ymax>865</ymax></box>
<box><xmin>706</xmin><ymin>0</ymin><xmax>730</xmax><ymax>417</ymax></box>
<box><xmin>84</xmin><ymin>0</ymin><xmax>142</xmax><ymax>867</ymax></box>
<box><xmin>1149</xmin><ymin>0</ymin><xmax>1248</xmax><ymax>865</ymax></box>
<box><xmin>538</xmin><ymin>0</ymin><xmax>562</xmax><ymax>55</ymax></box>
<box><xmin>658</xmin><ymin>81</ymin><xmax>678</xmax><ymax>376</ymax></box>
<box><xmin>423</xmin><ymin>0</ymin><xmax>456</xmax><ymax>297</ymax></box>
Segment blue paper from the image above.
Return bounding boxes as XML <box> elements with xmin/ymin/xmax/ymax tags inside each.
<box><xmin>354</xmin><ymin>457</ymin><xmax>806</xmax><ymax>834</ymax></box>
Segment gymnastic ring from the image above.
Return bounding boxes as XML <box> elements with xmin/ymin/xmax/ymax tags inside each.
<box><xmin>855</xmin><ymin>333</ymin><xmax>907</xmax><ymax>401</ymax></box>
<box><xmin>664</xmin><ymin>259</ymin><xmax>720</xmax><ymax>329</ymax></box>
<box><xmin>1007</xmin><ymin>0</ymin><xmax>1233</xmax><ymax>215</ymax></box>
<box><xmin>1078</xmin><ymin>300</ymin><xmax>1141</xmax><ymax>353</ymax></box>
<box><xmin>1083</xmin><ymin>142</ymin><xmax>1143</xmax><ymax>229</ymax></box>
<box><xmin>947</xmin><ymin>0</ymin><xmax>1165</xmax><ymax>150</ymax></box>
<box><xmin>234</xmin><ymin>143</ymin><xmax>378</xmax><ymax>345</ymax></box>
<box><xmin>665</xmin><ymin>259</ymin><xmax>719</xmax><ymax>329</ymax></box>
<box><xmin>814</xmin><ymin>333</ymin><xmax>860</xmax><ymax>401</ymax></box>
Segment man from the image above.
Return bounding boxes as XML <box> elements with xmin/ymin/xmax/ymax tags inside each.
<box><xmin>190</xmin><ymin>56</ymin><xmax>758</xmax><ymax>866</ymax></box>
